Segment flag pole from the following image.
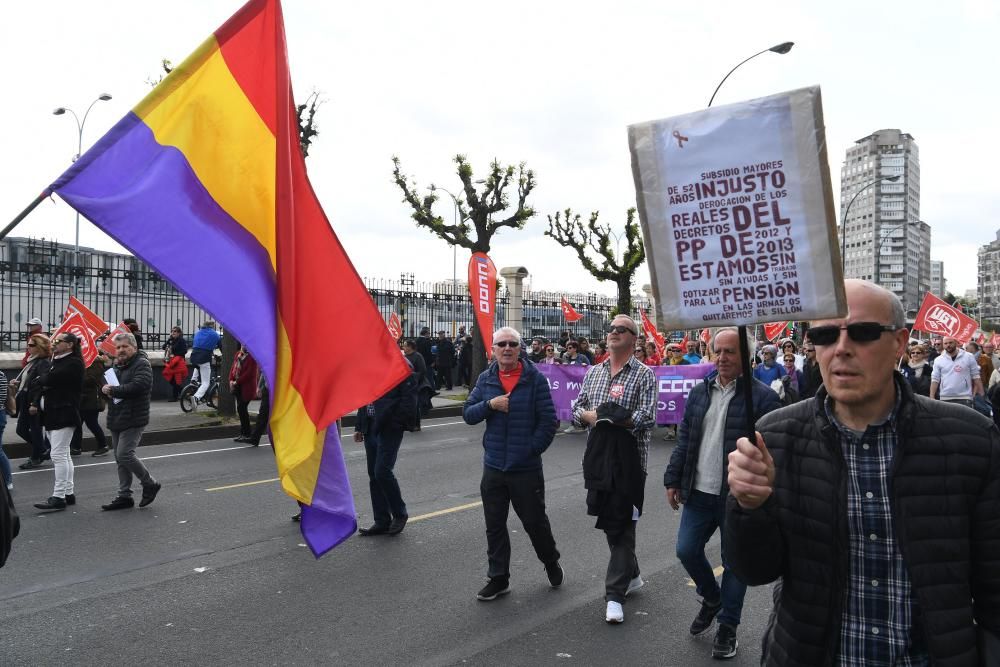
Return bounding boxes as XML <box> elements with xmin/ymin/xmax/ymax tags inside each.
<box><xmin>0</xmin><ymin>190</ymin><xmax>51</xmax><ymax>243</ymax></box>
<box><xmin>738</xmin><ymin>324</ymin><xmax>757</xmax><ymax>439</ymax></box>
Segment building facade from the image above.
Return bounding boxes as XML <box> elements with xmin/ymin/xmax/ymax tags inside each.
<box><xmin>977</xmin><ymin>232</ymin><xmax>1000</xmax><ymax>323</ymax></box>
<box><xmin>840</xmin><ymin>129</ymin><xmax>930</xmax><ymax>314</ymax></box>
<box><xmin>929</xmin><ymin>260</ymin><xmax>946</xmax><ymax>297</ymax></box>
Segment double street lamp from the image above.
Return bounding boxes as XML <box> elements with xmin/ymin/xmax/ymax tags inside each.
<box><xmin>840</xmin><ymin>174</ymin><xmax>901</xmax><ymax>271</ymax></box>
<box><xmin>53</xmin><ymin>93</ymin><xmax>113</xmax><ymax>289</ymax></box>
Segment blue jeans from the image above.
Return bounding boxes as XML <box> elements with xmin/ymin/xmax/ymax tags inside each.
<box><xmin>364</xmin><ymin>427</ymin><xmax>407</xmax><ymax>527</ymax></box>
<box><xmin>676</xmin><ymin>489</ymin><xmax>747</xmax><ymax>627</ymax></box>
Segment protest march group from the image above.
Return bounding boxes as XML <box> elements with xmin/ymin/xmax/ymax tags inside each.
<box><xmin>1</xmin><ymin>0</ymin><xmax>998</xmax><ymax>664</ymax></box>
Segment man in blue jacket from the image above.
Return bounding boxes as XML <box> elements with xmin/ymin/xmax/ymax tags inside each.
<box><xmin>190</xmin><ymin>321</ymin><xmax>221</xmax><ymax>404</ymax></box>
<box><xmin>464</xmin><ymin>326</ymin><xmax>561</xmax><ymax>602</ymax></box>
<box><xmin>664</xmin><ymin>327</ymin><xmax>782</xmax><ymax>659</ymax></box>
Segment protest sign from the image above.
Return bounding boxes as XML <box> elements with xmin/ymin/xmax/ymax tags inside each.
<box><xmin>913</xmin><ymin>292</ymin><xmax>979</xmax><ymax>343</ymax></box>
<box><xmin>628</xmin><ymin>86</ymin><xmax>846</xmax><ymax>329</ymax></box>
<box><xmin>468</xmin><ymin>252</ymin><xmax>497</xmax><ymax>360</ymax></box>
<box><xmin>537</xmin><ymin>363</ymin><xmax>714</xmax><ymax>425</ymax></box>
<box><xmin>52</xmin><ymin>312</ymin><xmax>98</xmax><ymax>366</ymax></box>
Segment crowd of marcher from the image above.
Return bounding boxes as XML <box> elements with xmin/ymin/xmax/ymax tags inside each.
<box><xmin>3</xmin><ymin>279</ymin><xmax>999</xmax><ymax>664</ymax></box>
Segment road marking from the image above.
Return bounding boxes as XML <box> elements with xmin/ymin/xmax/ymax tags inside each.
<box><xmin>686</xmin><ymin>565</ymin><xmax>725</xmax><ymax>587</ymax></box>
<box><xmin>409</xmin><ymin>501</ymin><xmax>482</xmax><ymax>522</ymax></box>
<box><xmin>418</xmin><ymin>420</ymin><xmax>465</xmax><ymax>429</ymax></box>
<box><xmin>11</xmin><ymin>444</ymin><xmax>257</xmax><ymax>476</ymax></box>
<box><xmin>206</xmin><ymin>478</ymin><xmax>280</xmax><ymax>492</ymax></box>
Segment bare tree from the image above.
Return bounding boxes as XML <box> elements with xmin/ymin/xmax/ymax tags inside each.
<box><xmin>393</xmin><ymin>154</ymin><xmax>537</xmax><ymax>377</ymax></box>
<box><xmin>546</xmin><ymin>208</ymin><xmax>645</xmax><ymax>316</ymax></box>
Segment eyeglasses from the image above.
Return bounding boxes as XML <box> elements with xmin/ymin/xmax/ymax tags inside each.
<box><xmin>607</xmin><ymin>325</ymin><xmax>637</xmax><ymax>335</ymax></box>
<box><xmin>494</xmin><ymin>340</ymin><xmax>519</xmax><ymax>348</ymax></box>
<box><xmin>545</xmin><ymin>348</ymin><xmax>554</xmax><ymax>352</ymax></box>
<box><xmin>807</xmin><ymin>322</ymin><xmax>901</xmax><ymax>346</ymax></box>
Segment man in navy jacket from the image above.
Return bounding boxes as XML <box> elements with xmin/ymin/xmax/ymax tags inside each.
<box><xmin>464</xmin><ymin>326</ymin><xmax>561</xmax><ymax>602</ymax></box>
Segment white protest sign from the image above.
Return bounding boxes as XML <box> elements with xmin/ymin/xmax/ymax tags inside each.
<box><xmin>628</xmin><ymin>86</ymin><xmax>846</xmax><ymax>328</ymax></box>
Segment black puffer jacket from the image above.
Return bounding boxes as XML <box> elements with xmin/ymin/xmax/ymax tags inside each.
<box><xmin>664</xmin><ymin>371</ymin><xmax>782</xmax><ymax>500</ymax></box>
<box><xmin>724</xmin><ymin>375</ymin><xmax>1000</xmax><ymax>666</ymax></box>
<box><xmin>107</xmin><ymin>351</ymin><xmax>152</xmax><ymax>431</ymax></box>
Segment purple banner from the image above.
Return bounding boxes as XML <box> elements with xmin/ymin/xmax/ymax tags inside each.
<box><xmin>537</xmin><ymin>363</ymin><xmax>714</xmax><ymax>425</ymax></box>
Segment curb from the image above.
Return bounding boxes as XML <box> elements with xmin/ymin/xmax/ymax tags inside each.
<box><xmin>2</xmin><ymin>404</ymin><xmax>465</xmax><ymax>459</ymax></box>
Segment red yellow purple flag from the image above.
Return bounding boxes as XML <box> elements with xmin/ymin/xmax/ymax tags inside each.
<box><xmin>47</xmin><ymin>0</ymin><xmax>409</xmax><ymax>556</ymax></box>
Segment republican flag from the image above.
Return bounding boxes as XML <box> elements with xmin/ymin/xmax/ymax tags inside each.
<box><xmin>52</xmin><ymin>313</ymin><xmax>99</xmax><ymax>367</ymax></box>
<box><xmin>46</xmin><ymin>0</ymin><xmax>409</xmax><ymax>556</ymax></box>
<box><xmin>560</xmin><ymin>296</ymin><xmax>583</xmax><ymax>323</ymax></box>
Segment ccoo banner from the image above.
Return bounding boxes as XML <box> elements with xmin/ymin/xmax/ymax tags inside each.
<box><xmin>468</xmin><ymin>252</ymin><xmax>497</xmax><ymax>359</ymax></box>
<box><xmin>628</xmin><ymin>86</ymin><xmax>846</xmax><ymax>329</ymax></box>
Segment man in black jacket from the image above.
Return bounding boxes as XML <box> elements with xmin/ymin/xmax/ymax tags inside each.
<box><xmin>434</xmin><ymin>330</ymin><xmax>455</xmax><ymax>390</ymax></box>
<box><xmin>100</xmin><ymin>333</ymin><xmax>161</xmax><ymax>511</ymax></box>
<box><xmin>664</xmin><ymin>327</ymin><xmax>781</xmax><ymax>659</ymax></box>
<box><xmin>727</xmin><ymin>280</ymin><xmax>1000</xmax><ymax>666</ymax></box>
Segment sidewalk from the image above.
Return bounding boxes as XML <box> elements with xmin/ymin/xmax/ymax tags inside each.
<box><xmin>1</xmin><ymin>388</ymin><xmax>470</xmax><ymax>457</ymax></box>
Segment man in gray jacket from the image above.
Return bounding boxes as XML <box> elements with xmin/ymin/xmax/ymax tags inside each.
<box><xmin>100</xmin><ymin>332</ymin><xmax>160</xmax><ymax>510</ymax></box>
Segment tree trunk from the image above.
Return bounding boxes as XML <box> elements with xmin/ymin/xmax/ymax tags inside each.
<box><xmin>470</xmin><ymin>324</ymin><xmax>489</xmax><ymax>382</ymax></box>
<box><xmin>616</xmin><ymin>277</ymin><xmax>633</xmax><ymax>318</ymax></box>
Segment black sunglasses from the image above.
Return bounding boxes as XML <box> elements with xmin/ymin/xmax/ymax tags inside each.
<box><xmin>494</xmin><ymin>340</ymin><xmax>519</xmax><ymax>348</ymax></box>
<box><xmin>607</xmin><ymin>325</ymin><xmax>637</xmax><ymax>336</ymax></box>
<box><xmin>808</xmin><ymin>322</ymin><xmax>901</xmax><ymax>346</ymax></box>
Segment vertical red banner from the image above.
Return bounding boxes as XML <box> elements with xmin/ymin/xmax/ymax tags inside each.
<box><xmin>468</xmin><ymin>252</ymin><xmax>497</xmax><ymax>360</ymax></box>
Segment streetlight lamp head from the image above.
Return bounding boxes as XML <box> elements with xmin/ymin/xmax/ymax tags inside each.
<box><xmin>886</xmin><ymin>175</ymin><xmax>901</xmax><ymax>182</ymax></box>
<box><xmin>98</xmin><ymin>93</ymin><xmax>112</xmax><ymax>101</ymax></box>
<box><xmin>770</xmin><ymin>42</ymin><xmax>794</xmax><ymax>54</ymax></box>
<box><xmin>53</xmin><ymin>107</ymin><xmax>67</xmax><ymax>115</ymax></box>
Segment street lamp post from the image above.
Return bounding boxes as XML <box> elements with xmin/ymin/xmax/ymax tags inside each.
<box><xmin>840</xmin><ymin>174</ymin><xmax>901</xmax><ymax>272</ymax></box>
<box><xmin>430</xmin><ymin>185</ymin><xmax>463</xmax><ymax>337</ymax></box>
<box><xmin>53</xmin><ymin>93</ymin><xmax>112</xmax><ymax>292</ymax></box>
<box><xmin>707</xmin><ymin>41</ymin><xmax>794</xmax><ymax>440</ymax></box>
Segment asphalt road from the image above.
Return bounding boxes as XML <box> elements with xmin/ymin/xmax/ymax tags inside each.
<box><xmin>1</xmin><ymin>418</ymin><xmax>773</xmax><ymax>666</ymax></box>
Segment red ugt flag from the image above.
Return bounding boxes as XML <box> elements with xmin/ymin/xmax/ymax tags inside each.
<box><xmin>52</xmin><ymin>312</ymin><xmax>99</xmax><ymax>366</ymax></box>
<box><xmin>561</xmin><ymin>297</ymin><xmax>584</xmax><ymax>323</ymax></box>
<box><xmin>913</xmin><ymin>292</ymin><xmax>979</xmax><ymax>343</ymax></box>
<box><xmin>63</xmin><ymin>296</ymin><xmax>109</xmax><ymax>339</ymax></box>
<box><xmin>764</xmin><ymin>321</ymin><xmax>790</xmax><ymax>342</ymax></box>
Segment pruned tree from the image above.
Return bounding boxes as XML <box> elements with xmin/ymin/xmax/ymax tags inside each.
<box><xmin>393</xmin><ymin>154</ymin><xmax>537</xmax><ymax>376</ymax></box>
<box><xmin>546</xmin><ymin>207</ymin><xmax>645</xmax><ymax>316</ymax></box>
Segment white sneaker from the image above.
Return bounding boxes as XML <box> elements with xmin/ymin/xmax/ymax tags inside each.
<box><xmin>562</xmin><ymin>426</ymin><xmax>577</xmax><ymax>434</ymax></box>
<box><xmin>605</xmin><ymin>601</ymin><xmax>624</xmax><ymax>624</ymax></box>
<box><xmin>625</xmin><ymin>575</ymin><xmax>644</xmax><ymax>597</ymax></box>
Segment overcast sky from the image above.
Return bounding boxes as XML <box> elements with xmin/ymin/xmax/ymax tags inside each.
<box><xmin>2</xmin><ymin>0</ymin><xmax>997</xmax><ymax>297</ymax></box>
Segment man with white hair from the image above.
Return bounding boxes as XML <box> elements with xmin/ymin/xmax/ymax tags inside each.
<box><xmin>463</xmin><ymin>326</ymin><xmax>561</xmax><ymax>602</ymax></box>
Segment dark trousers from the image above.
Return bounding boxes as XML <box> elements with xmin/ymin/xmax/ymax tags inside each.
<box><xmin>168</xmin><ymin>379</ymin><xmax>182</xmax><ymax>400</ymax></box>
<box><xmin>15</xmin><ymin>395</ymin><xmax>47</xmax><ymax>460</ymax></box>
<box><xmin>71</xmin><ymin>409</ymin><xmax>107</xmax><ymax>451</ymax></box>
<box><xmin>364</xmin><ymin>427</ymin><xmax>407</xmax><ymax>527</ymax></box>
<box><xmin>235</xmin><ymin>395</ymin><xmax>252</xmax><ymax>436</ymax></box>
<box><xmin>436</xmin><ymin>365</ymin><xmax>453</xmax><ymax>390</ymax></box>
<box><xmin>605</xmin><ymin>520</ymin><xmax>639</xmax><ymax>603</ymax></box>
<box><xmin>676</xmin><ymin>489</ymin><xmax>747</xmax><ymax>627</ymax></box>
<box><xmin>252</xmin><ymin>385</ymin><xmax>270</xmax><ymax>445</ymax></box>
<box><xmin>480</xmin><ymin>466</ymin><xmax>560</xmax><ymax>580</ymax></box>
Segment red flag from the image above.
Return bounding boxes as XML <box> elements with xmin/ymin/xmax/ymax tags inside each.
<box><xmin>991</xmin><ymin>333</ymin><xmax>1000</xmax><ymax>348</ymax></box>
<box><xmin>386</xmin><ymin>312</ymin><xmax>402</xmax><ymax>341</ymax></box>
<box><xmin>699</xmin><ymin>328</ymin><xmax>711</xmax><ymax>344</ymax></box>
<box><xmin>468</xmin><ymin>252</ymin><xmax>497</xmax><ymax>360</ymax></box>
<box><xmin>977</xmin><ymin>332</ymin><xmax>986</xmax><ymax>345</ymax></box>
<box><xmin>914</xmin><ymin>292</ymin><xmax>978</xmax><ymax>343</ymax></box>
<box><xmin>63</xmin><ymin>296</ymin><xmax>109</xmax><ymax>339</ymax></box>
<box><xmin>953</xmin><ymin>300</ymin><xmax>964</xmax><ymax>312</ymax></box>
<box><xmin>639</xmin><ymin>309</ymin><xmax>665</xmax><ymax>357</ymax></box>
<box><xmin>560</xmin><ymin>297</ymin><xmax>584</xmax><ymax>323</ymax></box>
<box><xmin>100</xmin><ymin>322</ymin><xmax>132</xmax><ymax>357</ymax></box>
<box><xmin>763</xmin><ymin>321</ymin><xmax>790</xmax><ymax>342</ymax></box>
<box><xmin>680</xmin><ymin>333</ymin><xmax>689</xmax><ymax>349</ymax></box>
<box><xmin>52</xmin><ymin>312</ymin><xmax>98</xmax><ymax>366</ymax></box>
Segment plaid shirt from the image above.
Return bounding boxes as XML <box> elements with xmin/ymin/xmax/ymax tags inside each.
<box><xmin>825</xmin><ymin>392</ymin><xmax>929</xmax><ymax>667</ymax></box>
<box><xmin>571</xmin><ymin>356</ymin><xmax>656</xmax><ymax>472</ymax></box>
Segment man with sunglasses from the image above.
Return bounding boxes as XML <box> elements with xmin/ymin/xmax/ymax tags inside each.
<box><xmin>726</xmin><ymin>280</ymin><xmax>1000</xmax><ymax>666</ymax></box>
<box><xmin>463</xmin><ymin>327</ymin><xmax>562</xmax><ymax>602</ymax></box>
<box><xmin>571</xmin><ymin>315</ymin><xmax>656</xmax><ymax>624</ymax></box>
<box><xmin>929</xmin><ymin>336</ymin><xmax>983</xmax><ymax>409</ymax></box>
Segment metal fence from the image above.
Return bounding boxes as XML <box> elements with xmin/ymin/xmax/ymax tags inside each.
<box><xmin>1</xmin><ymin>256</ymin><xmax>647</xmax><ymax>351</ymax></box>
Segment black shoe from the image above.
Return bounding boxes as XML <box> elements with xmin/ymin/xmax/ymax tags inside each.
<box><xmin>41</xmin><ymin>450</ymin><xmax>51</xmax><ymax>461</ymax></box>
<box><xmin>358</xmin><ymin>523</ymin><xmax>390</xmax><ymax>536</ymax></box>
<box><xmin>691</xmin><ymin>598</ymin><xmax>723</xmax><ymax>636</ymax></box>
<box><xmin>65</xmin><ymin>494</ymin><xmax>76</xmax><ymax>506</ymax></box>
<box><xmin>291</xmin><ymin>512</ymin><xmax>302</xmax><ymax>522</ymax></box>
<box><xmin>139</xmin><ymin>482</ymin><xmax>161</xmax><ymax>508</ymax></box>
<box><xmin>34</xmin><ymin>496</ymin><xmax>67</xmax><ymax>512</ymax></box>
<box><xmin>92</xmin><ymin>447</ymin><xmax>110</xmax><ymax>457</ymax></box>
<box><xmin>387</xmin><ymin>515</ymin><xmax>408</xmax><ymax>535</ymax></box>
<box><xmin>101</xmin><ymin>496</ymin><xmax>135</xmax><ymax>511</ymax></box>
<box><xmin>477</xmin><ymin>577</ymin><xmax>511</xmax><ymax>601</ymax></box>
<box><xmin>70</xmin><ymin>449</ymin><xmax>82</xmax><ymax>456</ymax></box>
<box><xmin>249</xmin><ymin>440</ymin><xmax>260</xmax><ymax>447</ymax></box>
<box><xmin>712</xmin><ymin>623</ymin><xmax>738</xmax><ymax>659</ymax></box>
<box><xmin>545</xmin><ymin>561</ymin><xmax>564</xmax><ymax>588</ymax></box>
<box><xmin>19</xmin><ymin>458</ymin><xmax>43</xmax><ymax>470</ymax></box>
<box><xmin>234</xmin><ymin>435</ymin><xmax>250</xmax><ymax>443</ymax></box>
